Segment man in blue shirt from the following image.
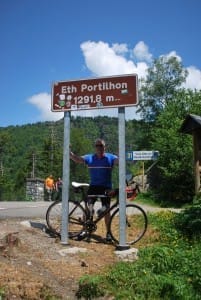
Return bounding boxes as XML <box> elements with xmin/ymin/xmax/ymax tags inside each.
<box><xmin>70</xmin><ymin>138</ymin><xmax>118</xmax><ymax>241</ymax></box>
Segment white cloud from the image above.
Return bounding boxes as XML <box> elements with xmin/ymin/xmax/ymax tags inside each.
<box><xmin>112</xmin><ymin>43</ymin><xmax>128</xmax><ymax>55</ymax></box>
<box><xmin>28</xmin><ymin>40</ymin><xmax>201</xmax><ymax>122</ymax></box>
<box><xmin>184</xmin><ymin>66</ymin><xmax>201</xmax><ymax>90</ymax></box>
<box><xmin>161</xmin><ymin>50</ymin><xmax>182</xmax><ymax>62</ymax></box>
<box><xmin>80</xmin><ymin>41</ymin><xmax>139</xmax><ymax>77</ymax></box>
<box><xmin>27</xmin><ymin>93</ymin><xmax>63</xmax><ymax>122</ymax></box>
<box><xmin>80</xmin><ymin>41</ymin><xmax>150</xmax><ymax>80</ymax></box>
<box><xmin>133</xmin><ymin>41</ymin><xmax>152</xmax><ymax>62</ymax></box>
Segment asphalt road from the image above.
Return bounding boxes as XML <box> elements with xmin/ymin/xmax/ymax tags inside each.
<box><xmin>0</xmin><ymin>201</ymin><xmax>181</xmax><ymax>219</ymax></box>
<box><xmin>0</xmin><ymin>201</ymin><xmax>51</xmax><ymax>219</ymax></box>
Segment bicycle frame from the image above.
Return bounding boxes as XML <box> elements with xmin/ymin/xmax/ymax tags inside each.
<box><xmin>72</xmin><ymin>185</ymin><xmax>119</xmax><ymax>224</ymax></box>
<box><xmin>87</xmin><ymin>194</ymin><xmax>119</xmax><ymax>224</ymax></box>
<box><xmin>72</xmin><ymin>180</ymin><xmax>140</xmax><ymax>223</ymax></box>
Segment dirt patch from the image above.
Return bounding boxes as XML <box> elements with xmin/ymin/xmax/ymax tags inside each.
<box><xmin>0</xmin><ymin>218</ymin><xmax>145</xmax><ymax>299</ymax></box>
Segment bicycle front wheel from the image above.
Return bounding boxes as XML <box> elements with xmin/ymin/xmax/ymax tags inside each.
<box><xmin>109</xmin><ymin>204</ymin><xmax>148</xmax><ymax>245</ymax></box>
<box><xmin>46</xmin><ymin>200</ymin><xmax>87</xmax><ymax>238</ymax></box>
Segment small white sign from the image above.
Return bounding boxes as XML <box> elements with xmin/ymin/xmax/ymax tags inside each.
<box><xmin>126</xmin><ymin>151</ymin><xmax>159</xmax><ymax>161</ymax></box>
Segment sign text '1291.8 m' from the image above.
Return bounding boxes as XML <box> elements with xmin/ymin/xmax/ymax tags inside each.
<box><xmin>52</xmin><ymin>74</ymin><xmax>138</xmax><ymax>112</ymax></box>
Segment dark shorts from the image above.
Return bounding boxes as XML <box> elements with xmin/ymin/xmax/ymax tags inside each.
<box><xmin>87</xmin><ymin>185</ymin><xmax>111</xmax><ymax>208</ymax></box>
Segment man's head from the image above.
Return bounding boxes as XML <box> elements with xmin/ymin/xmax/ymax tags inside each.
<box><xmin>94</xmin><ymin>138</ymin><xmax>105</xmax><ymax>157</ymax></box>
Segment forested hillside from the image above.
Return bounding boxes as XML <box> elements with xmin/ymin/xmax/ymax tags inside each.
<box><xmin>0</xmin><ymin>116</ymin><xmax>144</xmax><ymax>201</ymax></box>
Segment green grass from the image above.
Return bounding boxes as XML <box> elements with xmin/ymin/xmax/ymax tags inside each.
<box><xmin>76</xmin><ymin>209</ymin><xmax>201</xmax><ymax>299</ymax></box>
<box><xmin>0</xmin><ymin>288</ymin><xmax>5</xmax><ymax>300</ymax></box>
<box><xmin>131</xmin><ymin>191</ymin><xmax>162</xmax><ymax>207</ymax></box>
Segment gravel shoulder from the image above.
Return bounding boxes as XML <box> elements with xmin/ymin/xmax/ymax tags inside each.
<box><xmin>0</xmin><ymin>217</ymin><xmax>123</xmax><ymax>299</ymax></box>
<box><xmin>0</xmin><ymin>204</ymin><xmax>180</xmax><ymax>299</ymax></box>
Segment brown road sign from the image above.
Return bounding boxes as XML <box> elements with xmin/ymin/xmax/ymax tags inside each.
<box><xmin>52</xmin><ymin>74</ymin><xmax>138</xmax><ymax>112</ymax></box>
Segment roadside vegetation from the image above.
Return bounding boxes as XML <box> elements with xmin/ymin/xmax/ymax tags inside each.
<box><xmin>76</xmin><ymin>196</ymin><xmax>201</xmax><ymax>299</ymax></box>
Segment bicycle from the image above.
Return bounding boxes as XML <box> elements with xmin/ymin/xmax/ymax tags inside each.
<box><xmin>46</xmin><ymin>180</ymin><xmax>148</xmax><ymax>245</ymax></box>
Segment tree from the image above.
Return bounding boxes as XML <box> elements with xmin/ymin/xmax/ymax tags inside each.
<box><xmin>0</xmin><ymin>131</ymin><xmax>12</xmax><ymax>200</ymax></box>
<box><xmin>150</xmin><ymin>90</ymin><xmax>201</xmax><ymax>204</ymax></box>
<box><xmin>70</xmin><ymin>127</ymin><xmax>91</xmax><ymax>183</ymax></box>
<box><xmin>137</xmin><ymin>55</ymin><xmax>188</xmax><ymax>122</ymax></box>
<box><xmin>40</xmin><ymin>137</ymin><xmax>63</xmax><ymax>179</ymax></box>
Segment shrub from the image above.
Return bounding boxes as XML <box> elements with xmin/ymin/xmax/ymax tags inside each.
<box><xmin>76</xmin><ymin>275</ymin><xmax>105</xmax><ymax>299</ymax></box>
<box><xmin>174</xmin><ymin>203</ymin><xmax>201</xmax><ymax>238</ymax></box>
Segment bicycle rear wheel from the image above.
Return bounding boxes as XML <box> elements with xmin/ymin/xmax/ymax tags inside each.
<box><xmin>109</xmin><ymin>204</ymin><xmax>148</xmax><ymax>245</ymax></box>
<box><xmin>46</xmin><ymin>200</ymin><xmax>86</xmax><ymax>238</ymax></box>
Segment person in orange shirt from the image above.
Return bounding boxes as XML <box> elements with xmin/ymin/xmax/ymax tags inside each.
<box><xmin>45</xmin><ymin>175</ymin><xmax>55</xmax><ymax>201</ymax></box>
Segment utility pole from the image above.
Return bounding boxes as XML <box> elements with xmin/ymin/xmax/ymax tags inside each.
<box><xmin>0</xmin><ymin>161</ymin><xmax>3</xmax><ymax>176</ymax></box>
<box><xmin>32</xmin><ymin>152</ymin><xmax>36</xmax><ymax>178</ymax></box>
<box><xmin>0</xmin><ymin>146</ymin><xmax>4</xmax><ymax>176</ymax></box>
<box><xmin>50</xmin><ymin>122</ymin><xmax>56</xmax><ymax>173</ymax></box>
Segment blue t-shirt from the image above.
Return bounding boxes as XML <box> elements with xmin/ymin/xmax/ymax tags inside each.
<box><xmin>83</xmin><ymin>153</ymin><xmax>117</xmax><ymax>188</ymax></box>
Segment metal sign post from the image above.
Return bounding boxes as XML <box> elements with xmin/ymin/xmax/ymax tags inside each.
<box><xmin>117</xmin><ymin>107</ymin><xmax>130</xmax><ymax>250</ymax></box>
<box><xmin>142</xmin><ymin>162</ymin><xmax>145</xmax><ymax>191</ymax></box>
<box><xmin>51</xmin><ymin>74</ymin><xmax>138</xmax><ymax>247</ymax></box>
<box><xmin>61</xmin><ymin>111</ymin><xmax>71</xmax><ymax>244</ymax></box>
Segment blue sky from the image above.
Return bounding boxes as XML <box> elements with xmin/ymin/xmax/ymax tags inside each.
<box><xmin>0</xmin><ymin>0</ymin><xmax>201</xmax><ymax>127</ymax></box>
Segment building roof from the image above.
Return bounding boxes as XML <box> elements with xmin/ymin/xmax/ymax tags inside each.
<box><xmin>180</xmin><ymin>114</ymin><xmax>201</xmax><ymax>134</ymax></box>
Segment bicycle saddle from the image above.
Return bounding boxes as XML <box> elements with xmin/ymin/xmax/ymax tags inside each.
<box><xmin>72</xmin><ymin>181</ymin><xmax>89</xmax><ymax>188</ymax></box>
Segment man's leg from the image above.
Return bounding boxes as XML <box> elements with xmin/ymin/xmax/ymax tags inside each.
<box><xmin>87</xmin><ymin>186</ymin><xmax>97</xmax><ymax>217</ymax></box>
<box><xmin>87</xmin><ymin>197</ymin><xmax>95</xmax><ymax>217</ymax></box>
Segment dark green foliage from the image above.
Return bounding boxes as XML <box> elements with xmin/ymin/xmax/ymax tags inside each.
<box><xmin>136</xmin><ymin>56</ymin><xmax>200</xmax><ymax>205</ymax></box>
<box><xmin>76</xmin><ymin>211</ymin><xmax>201</xmax><ymax>299</ymax></box>
<box><xmin>174</xmin><ymin>199</ymin><xmax>201</xmax><ymax>238</ymax></box>
<box><xmin>149</xmin><ymin>90</ymin><xmax>201</xmax><ymax>205</ymax></box>
<box><xmin>76</xmin><ymin>275</ymin><xmax>105</xmax><ymax>299</ymax></box>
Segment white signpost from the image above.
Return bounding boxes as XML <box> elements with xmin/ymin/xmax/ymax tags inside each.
<box><xmin>126</xmin><ymin>151</ymin><xmax>159</xmax><ymax>161</ymax></box>
<box><xmin>52</xmin><ymin>74</ymin><xmax>138</xmax><ymax>248</ymax></box>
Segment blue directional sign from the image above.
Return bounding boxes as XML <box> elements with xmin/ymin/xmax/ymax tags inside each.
<box><xmin>126</xmin><ymin>151</ymin><xmax>159</xmax><ymax>161</ymax></box>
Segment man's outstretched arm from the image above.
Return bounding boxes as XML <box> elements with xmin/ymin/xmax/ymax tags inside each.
<box><xmin>70</xmin><ymin>151</ymin><xmax>85</xmax><ymax>163</ymax></box>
